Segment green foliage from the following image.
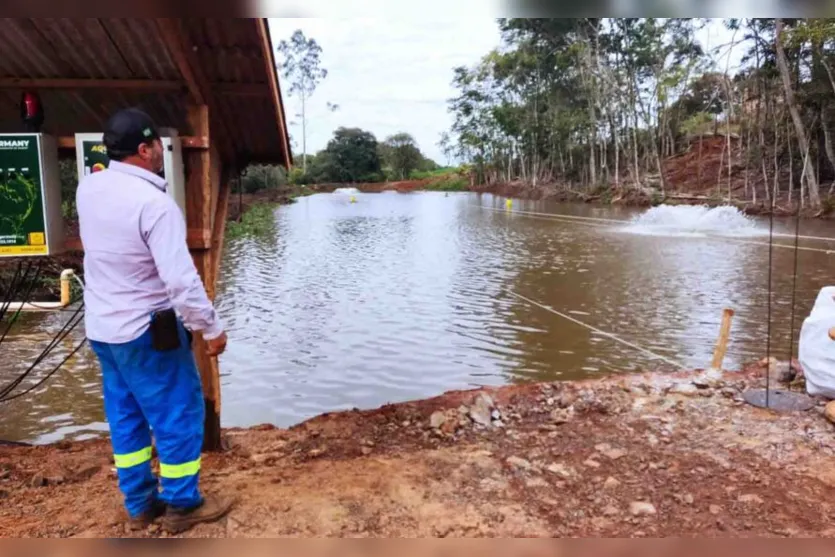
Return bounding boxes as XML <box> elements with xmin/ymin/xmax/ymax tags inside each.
<box><xmin>316</xmin><ymin>127</ymin><xmax>382</xmax><ymax>183</ymax></box>
<box><xmin>424</xmin><ymin>176</ymin><xmax>469</xmax><ymax>192</ymax></box>
<box><xmin>287</xmin><ymin>167</ymin><xmax>307</xmax><ymax>186</ymax></box>
<box><xmin>380</xmin><ymin>133</ymin><xmax>424</xmax><ymax>180</ymax></box>
<box><xmin>446</xmin><ymin>18</ymin><xmax>712</xmax><ymax>189</ymax></box>
<box><xmin>59</xmin><ymin>159</ymin><xmax>78</xmax><ymax>220</ymax></box>
<box><xmin>679</xmin><ymin>112</ymin><xmax>716</xmax><ymax>137</ymax></box>
<box><xmin>241</xmin><ymin>165</ymin><xmax>287</xmax><ymax>193</ymax></box>
<box><xmin>413</xmin><ymin>166</ymin><xmax>470</xmax><ymax>191</ymax></box>
<box><xmin>226</xmin><ymin>203</ymin><xmax>277</xmax><ymax>240</ymax></box>
<box><xmin>409</xmin><ymin>167</ymin><xmax>459</xmax><ymax>180</ymax></box>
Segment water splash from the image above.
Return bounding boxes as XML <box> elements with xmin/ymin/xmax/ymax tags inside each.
<box><xmin>624</xmin><ymin>205</ymin><xmax>762</xmax><ymax>237</ymax></box>
<box><xmin>334</xmin><ymin>187</ymin><xmax>361</xmax><ymax>195</ymax></box>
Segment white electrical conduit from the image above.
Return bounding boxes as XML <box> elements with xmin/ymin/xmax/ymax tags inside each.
<box><xmin>506</xmin><ymin>290</ymin><xmax>689</xmax><ymax>371</ymax></box>
<box><xmin>475</xmin><ymin>204</ymin><xmax>835</xmax><ymax>255</ymax></box>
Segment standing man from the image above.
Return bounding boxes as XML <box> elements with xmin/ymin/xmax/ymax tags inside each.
<box><xmin>77</xmin><ymin>108</ymin><xmax>233</xmax><ymax>533</ymax></box>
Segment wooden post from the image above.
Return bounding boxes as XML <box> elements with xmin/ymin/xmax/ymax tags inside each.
<box><xmin>710</xmin><ymin>308</ymin><xmax>735</xmax><ymax>371</ymax></box>
<box><xmin>185</xmin><ymin>103</ymin><xmax>223</xmax><ymax>451</ymax></box>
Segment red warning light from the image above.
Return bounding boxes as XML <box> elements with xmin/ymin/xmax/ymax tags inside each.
<box><xmin>20</xmin><ymin>91</ymin><xmax>44</xmax><ymax>133</ymax></box>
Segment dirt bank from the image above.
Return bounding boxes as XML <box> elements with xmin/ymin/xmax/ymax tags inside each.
<box><xmin>1</xmin><ymin>364</ymin><xmax>833</xmax><ymax>538</ymax></box>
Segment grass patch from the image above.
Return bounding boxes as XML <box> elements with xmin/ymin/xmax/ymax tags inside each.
<box><xmin>226</xmin><ymin>203</ymin><xmax>278</xmax><ymax>240</ymax></box>
<box><xmin>424</xmin><ymin>176</ymin><xmax>469</xmax><ymax>192</ymax></box>
<box><xmin>290</xmin><ymin>187</ymin><xmax>316</xmax><ymax>200</ymax></box>
<box><xmin>409</xmin><ymin>167</ymin><xmax>459</xmax><ymax>181</ymax></box>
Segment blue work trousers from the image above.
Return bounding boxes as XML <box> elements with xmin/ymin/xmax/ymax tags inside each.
<box><xmin>90</xmin><ymin>320</ymin><xmax>204</xmax><ymax>518</ymax></box>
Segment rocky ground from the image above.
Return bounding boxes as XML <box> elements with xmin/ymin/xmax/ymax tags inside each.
<box><xmin>1</xmin><ymin>362</ymin><xmax>834</xmax><ymax>538</ymax></box>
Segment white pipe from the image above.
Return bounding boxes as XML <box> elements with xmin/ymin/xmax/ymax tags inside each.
<box><xmin>6</xmin><ymin>269</ymin><xmax>78</xmax><ymax>312</ymax></box>
<box><xmin>60</xmin><ymin>269</ymin><xmax>73</xmax><ymax>307</ymax></box>
<box><xmin>5</xmin><ymin>301</ymin><xmax>67</xmax><ymax>312</ymax></box>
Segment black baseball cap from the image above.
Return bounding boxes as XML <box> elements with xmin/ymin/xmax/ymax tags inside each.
<box><xmin>103</xmin><ymin>108</ymin><xmax>161</xmax><ymax>159</ymax></box>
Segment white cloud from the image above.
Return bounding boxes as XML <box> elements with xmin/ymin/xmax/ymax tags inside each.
<box><xmin>268</xmin><ymin>17</ymin><xmax>749</xmax><ymax>165</ymax></box>
<box><xmin>269</xmin><ymin>17</ymin><xmax>500</xmax><ymax>164</ymax></box>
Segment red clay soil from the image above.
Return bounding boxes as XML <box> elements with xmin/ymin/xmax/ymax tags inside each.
<box><xmin>1</xmin><ymin>363</ymin><xmax>834</xmax><ymax>538</ymax></box>
<box><xmin>662</xmin><ymin>135</ymin><xmax>746</xmax><ymax>196</ymax></box>
<box><xmin>471</xmin><ymin>181</ymin><xmax>608</xmax><ymax>207</ymax></box>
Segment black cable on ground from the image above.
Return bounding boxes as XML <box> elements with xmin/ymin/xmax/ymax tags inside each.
<box><xmin>0</xmin><ymin>262</ymin><xmax>88</xmax><ymax>405</ymax></box>
<box><xmin>0</xmin><ymin>260</ymin><xmax>24</xmax><ymax>324</ymax></box>
<box><xmin>0</xmin><ymin>260</ymin><xmax>32</xmax><ymax>327</ymax></box>
<box><xmin>0</xmin><ymin>260</ymin><xmax>44</xmax><ymax>348</ymax></box>
<box><xmin>0</xmin><ymin>335</ymin><xmax>87</xmax><ymax>403</ymax></box>
<box><xmin>0</xmin><ymin>302</ymin><xmax>85</xmax><ymax>400</ymax></box>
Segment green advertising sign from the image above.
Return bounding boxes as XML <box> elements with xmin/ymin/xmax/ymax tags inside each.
<box><xmin>0</xmin><ymin>134</ymin><xmax>47</xmax><ymax>256</ymax></box>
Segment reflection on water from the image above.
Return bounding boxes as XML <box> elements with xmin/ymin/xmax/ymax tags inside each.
<box><xmin>0</xmin><ymin>311</ymin><xmax>103</xmax><ymax>444</ymax></box>
<box><xmin>3</xmin><ymin>192</ymin><xmax>835</xmax><ymax>443</ymax></box>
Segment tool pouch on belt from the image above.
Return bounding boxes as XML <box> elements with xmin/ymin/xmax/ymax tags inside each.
<box><xmin>150</xmin><ymin>308</ymin><xmax>181</xmax><ymax>352</ymax></box>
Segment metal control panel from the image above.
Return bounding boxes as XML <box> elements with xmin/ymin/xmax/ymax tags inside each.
<box><xmin>0</xmin><ymin>133</ymin><xmax>64</xmax><ymax>257</ymax></box>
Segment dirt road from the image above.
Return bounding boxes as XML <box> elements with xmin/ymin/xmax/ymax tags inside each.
<box><xmin>1</xmin><ymin>365</ymin><xmax>834</xmax><ymax>538</ymax></box>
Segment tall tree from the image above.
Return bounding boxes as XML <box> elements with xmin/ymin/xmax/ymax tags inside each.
<box><xmin>775</xmin><ymin>18</ymin><xmax>821</xmax><ymax>207</ymax></box>
<box><xmin>446</xmin><ymin>17</ymin><xmax>835</xmax><ymax>208</ymax></box>
<box><xmin>438</xmin><ymin>132</ymin><xmax>454</xmax><ymax>166</ymax></box>
<box><xmin>320</xmin><ymin>127</ymin><xmax>382</xmax><ymax>183</ymax></box>
<box><xmin>277</xmin><ymin>30</ymin><xmax>328</xmax><ymax>174</ymax></box>
<box><xmin>381</xmin><ymin>133</ymin><xmax>424</xmax><ymax>180</ymax></box>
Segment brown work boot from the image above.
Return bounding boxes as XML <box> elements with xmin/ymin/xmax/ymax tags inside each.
<box><xmin>161</xmin><ymin>495</ymin><xmax>234</xmax><ymax>534</ymax></box>
<box><xmin>127</xmin><ymin>499</ymin><xmax>167</xmax><ymax>531</ymax></box>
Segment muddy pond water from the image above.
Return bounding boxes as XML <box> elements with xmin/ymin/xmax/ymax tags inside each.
<box><xmin>3</xmin><ymin>191</ymin><xmax>835</xmax><ymax>443</ymax></box>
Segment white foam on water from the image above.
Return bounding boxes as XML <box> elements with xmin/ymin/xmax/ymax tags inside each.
<box><xmin>622</xmin><ymin>204</ymin><xmax>763</xmax><ymax>238</ymax></box>
<box><xmin>334</xmin><ymin>187</ymin><xmax>360</xmax><ymax>195</ymax></box>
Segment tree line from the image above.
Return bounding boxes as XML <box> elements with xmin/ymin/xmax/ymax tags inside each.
<box><xmin>446</xmin><ymin>18</ymin><xmax>835</xmax><ymax>210</ymax></box>
<box><xmin>241</xmin><ymin>128</ymin><xmax>441</xmax><ymax>193</ymax></box>
<box><xmin>240</xmin><ymin>29</ymin><xmax>441</xmax><ymax>193</ymax></box>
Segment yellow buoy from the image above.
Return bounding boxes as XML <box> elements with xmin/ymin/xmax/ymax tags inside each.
<box><xmin>505</xmin><ymin>198</ymin><xmax>513</xmax><ymax>210</ymax></box>
<box><xmin>350</xmin><ymin>196</ymin><xmax>357</xmax><ymax>204</ymax></box>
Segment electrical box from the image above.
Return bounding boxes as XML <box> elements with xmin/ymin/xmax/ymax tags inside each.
<box><xmin>0</xmin><ymin>133</ymin><xmax>64</xmax><ymax>257</ymax></box>
<box><xmin>75</xmin><ymin>129</ymin><xmax>187</xmax><ymax>218</ymax></box>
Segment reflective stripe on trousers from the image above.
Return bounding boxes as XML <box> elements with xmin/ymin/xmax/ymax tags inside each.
<box><xmin>114</xmin><ymin>446</ymin><xmax>153</xmax><ymax>469</ymax></box>
<box><xmin>114</xmin><ymin>448</ymin><xmax>201</xmax><ymax>479</ymax></box>
<box><xmin>160</xmin><ymin>458</ymin><xmax>201</xmax><ymax>479</ymax></box>
<box><xmin>91</xmin><ymin>319</ymin><xmax>205</xmax><ymax>518</ymax></box>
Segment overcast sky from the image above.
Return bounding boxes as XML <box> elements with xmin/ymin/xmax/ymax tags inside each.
<box><xmin>268</xmin><ymin>18</ymin><xmax>743</xmax><ymax>164</ymax></box>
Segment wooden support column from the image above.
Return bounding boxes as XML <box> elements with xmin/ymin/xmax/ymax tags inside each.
<box><xmin>185</xmin><ymin>103</ymin><xmax>223</xmax><ymax>451</ymax></box>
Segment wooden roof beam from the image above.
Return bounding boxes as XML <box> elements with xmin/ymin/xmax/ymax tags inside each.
<box><xmin>155</xmin><ymin>19</ymin><xmax>209</xmax><ymax>105</ymax></box>
<box><xmin>57</xmin><ymin>136</ymin><xmax>209</xmax><ymax>150</ymax></box>
<box><xmin>0</xmin><ymin>78</ymin><xmax>270</xmax><ymax>98</ymax></box>
<box><xmin>255</xmin><ymin>18</ymin><xmax>292</xmax><ymax>169</ymax></box>
<box><xmin>0</xmin><ymin>77</ymin><xmax>184</xmax><ymax>91</ymax></box>
<box><xmin>155</xmin><ymin>18</ymin><xmax>237</xmax><ymax>165</ymax></box>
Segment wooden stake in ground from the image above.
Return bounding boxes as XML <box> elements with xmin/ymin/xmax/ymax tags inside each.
<box><xmin>711</xmin><ymin>308</ymin><xmax>735</xmax><ymax>371</ymax></box>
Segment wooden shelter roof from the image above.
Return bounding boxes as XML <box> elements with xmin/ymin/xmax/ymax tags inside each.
<box><xmin>0</xmin><ymin>18</ymin><xmax>291</xmax><ymax>168</ymax></box>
